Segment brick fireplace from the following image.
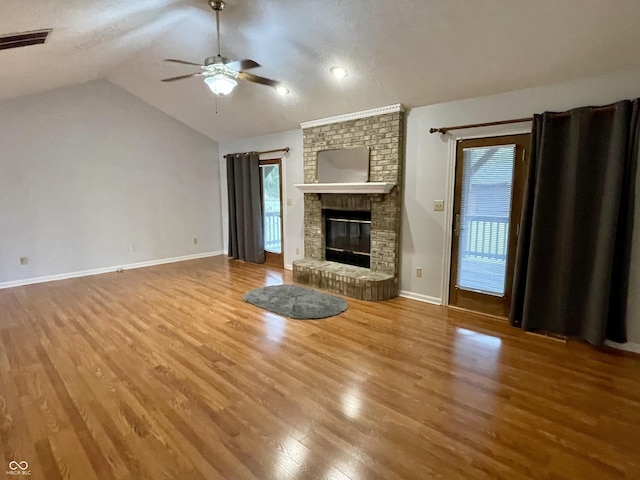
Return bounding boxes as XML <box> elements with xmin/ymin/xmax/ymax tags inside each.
<box><xmin>293</xmin><ymin>105</ymin><xmax>405</xmax><ymax>301</ymax></box>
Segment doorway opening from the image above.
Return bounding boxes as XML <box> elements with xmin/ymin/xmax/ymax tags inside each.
<box><xmin>259</xmin><ymin>158</ymin><xmax>283</xmax><ymax>267</ymax></box>
<box><xmin>449</xmin><ymin>134</ymin><xmax>530</xmax><ymax>317</ymax></box>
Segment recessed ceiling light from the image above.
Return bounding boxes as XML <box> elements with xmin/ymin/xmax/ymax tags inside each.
<box><xmin>276</xmin><ymin>85</ymin><xmax>290</xmax><ymax>95</ymax></box>
<box><xmin>330</xmin><ymin>65</ymin><xmax>349</xmax><ymax>79</ymax></box>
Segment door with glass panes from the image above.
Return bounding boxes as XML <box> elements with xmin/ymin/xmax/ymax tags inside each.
<box><xmin>449</xmin><ymin>134</ymin><xmax>529</xmax><ymax>317</ymax></box>
<box><xmin>259</xmin><ymin>159</ymin><xmax>283</xmax><ymax>267</ymax></box>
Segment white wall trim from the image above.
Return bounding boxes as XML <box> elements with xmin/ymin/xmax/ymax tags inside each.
<box><xmin>605</xmin><ymin>340</ymin><xmax>640</xmax><ymax>355</ymax></box>
<box><xmin>399</xmin><ymin>290</ymin><xmax>442</xmax><ymax>305</ymax></box>
<box><xmin>0</xmin><ymin>251</ymin><xmax>223</xmax><ymax>290</ymax></box>
<box><xmin>300</xmin><ymin>104</ymin><xmax>404</xmax><ymax>129</ymax></box>
<box><xmin>294</xmin><ymin>181</ymin><xmax>395</xmax><ymax>194</ymax></box>
<box><xmin>440</xmin><ymin>136</ymin><xmax>457</xmax><ymax>306</ymax></box>
<box><xmin>284</xmin><ymin>263</ymin><xmax>293</xmax><ymax>271</ymax></box>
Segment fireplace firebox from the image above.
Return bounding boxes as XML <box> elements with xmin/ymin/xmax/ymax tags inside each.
<box><xmin>324</xmin><ymin>209</ymin><xmax>371</xmax><ymax>268</ymax></box>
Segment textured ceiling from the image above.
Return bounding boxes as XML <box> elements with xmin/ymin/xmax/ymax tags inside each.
<box><xmin>3</xmin><ymin>0</ymin><xmax>640</xmax><ymax>141</ymax></box>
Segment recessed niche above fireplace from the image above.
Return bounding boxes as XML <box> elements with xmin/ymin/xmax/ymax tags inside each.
<box><xmin>317</xmin><ymin>146</ymin><xmax>370</xmax><ymax>183</ymax></box>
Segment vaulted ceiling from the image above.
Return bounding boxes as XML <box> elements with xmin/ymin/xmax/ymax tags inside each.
<box><xmin>3</xmin><ymin>0</ymin><xmax>640</xmax><ymax>141</ymax></box>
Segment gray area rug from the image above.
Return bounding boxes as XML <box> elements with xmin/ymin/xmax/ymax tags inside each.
<box><xmin>242</xmin><ymin>285</ymin><xmax>348</xmax><ymax>319</ymax></box>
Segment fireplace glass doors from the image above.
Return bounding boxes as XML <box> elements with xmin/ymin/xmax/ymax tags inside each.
<box><xmin>324</xmin><ymin>210</ymin><xmax>371</xmax><ymax>268</ymax></box>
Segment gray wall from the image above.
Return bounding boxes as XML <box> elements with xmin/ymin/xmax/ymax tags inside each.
<box><xmin>218</xmin><ymin>68</ymin><xmax>640</xmax><ymax>351</ymax></box>
<box><xmin>0</xmin><ymin>80</ymin><xmax>223</xmax><ymax>285</ymax></box>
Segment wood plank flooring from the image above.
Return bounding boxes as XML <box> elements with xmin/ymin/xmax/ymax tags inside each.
<box><xmin>1</xmin><ymin>256</ymin><xmax>640</xmax><ymax>479</ymax></box>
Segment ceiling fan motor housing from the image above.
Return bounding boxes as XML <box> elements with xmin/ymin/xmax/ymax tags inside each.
<box><xmin>205</xmin><ymin>55</ymin><xmax>230</xmax><ymax>66</ymax></box>
<box><xmin>209</xmin><ymin>1</ymin><xmax>225</xmax><ymax>12</ymax></box>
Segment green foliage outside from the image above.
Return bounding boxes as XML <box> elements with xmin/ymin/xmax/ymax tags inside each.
<box><xmin>262</xmin><ymin>166</ymin><xmax>280</xmax><ymax>212</ymax></box>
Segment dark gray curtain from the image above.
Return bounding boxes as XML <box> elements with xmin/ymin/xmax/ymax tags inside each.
<box><xmin>510</xmin><ymin>99</ymin><xmax>639</xmax><ymax>346</ymax></box>
<box><xmin>227</xmin><ymin>152</ymin><xmax>265</xmax><ymax>263</ymax></box>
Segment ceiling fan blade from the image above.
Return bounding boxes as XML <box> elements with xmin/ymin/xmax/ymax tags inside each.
<box><xmin>225</xmin><ymin>59</ymin><xmax>260</xmax><ymax>71</ymax></box>
<box><xmin>161</xmin><ymin>72</ymin><xmax>203</xmax><ymax>82</ymax></box>
<box><xmin>164</xmin><ymin>58</ymin><xmax>203</xmax><ymax>67</ymax></box>
<box><xmin>238</xmin><ymin>71</ymin><xmax>279</xmax><ymax>87</ymax></box>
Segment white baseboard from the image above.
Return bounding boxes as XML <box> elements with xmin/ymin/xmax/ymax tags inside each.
<box><xmin>398</xmin><ymin>292</ymin><xmax>640</xmax><ymax>354</ymax></box>
<box><xmin>605</xmin><ymin>340</ymin><xmax>640</xmax><ymax>354</ymax></box>
<box><xmin>399</xmin><ymin>290</ymin><xmax>442</xmax><ymax>305</ymax></box>
<box><xmin>0</xmin><ymin>251</ymin><xmax>223</xmax><ymax>290</ymax></box>
<box><xmin>284</xmin><ymin>263</ymin><xmax>293</xmax><ymax>271</ymax></box>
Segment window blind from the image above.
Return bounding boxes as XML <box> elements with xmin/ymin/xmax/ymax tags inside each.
<box><xmin>456</xmin><ymin>144</ymin><xmax>516</xmax><ymax>295</ymax></box>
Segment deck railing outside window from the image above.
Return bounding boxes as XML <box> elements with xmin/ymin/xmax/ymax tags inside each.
<box><xmin>462</xmin><ymin>215</ymin><xmax>510</xmax><ymax>261</ymax></box>
<box><xmin>458</xmin><ymin>215</ymin><xmax>509</xmax><ymax>294</ymax></box>
<box><xmin>264</xmin><ymin>211</ymin><xmax>281</xmax><ymax>252</ymax></box>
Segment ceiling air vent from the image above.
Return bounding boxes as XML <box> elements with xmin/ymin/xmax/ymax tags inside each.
<box><xmin>0</xmin><ymin>29</ymin><xmax>52</xmax><ymax>51</ymax></box>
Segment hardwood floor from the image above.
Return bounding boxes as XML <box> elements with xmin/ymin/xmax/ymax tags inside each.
<box><xmin>1</xmin><ymin>256</ymin><xmax>640</xmax><ymax>479</ymax></box>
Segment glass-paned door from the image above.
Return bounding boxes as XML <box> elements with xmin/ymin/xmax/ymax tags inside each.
<box><xmin>449</xmin><ymin>134</ymin><xmax>529</xmax><ymax>317</ymax></box>
<box><xmin>259</xmin><ymin>159</ymin><xmax>283</xmax><ymax>266</ymax></box>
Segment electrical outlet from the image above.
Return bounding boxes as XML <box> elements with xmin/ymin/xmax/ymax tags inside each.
<box><xmin>287</xmin><ymin>198</ymin><xmax>292</xmax><ymax>206</ymax></box>
<box><xmin>416</xmin><ymin>267</ymin><xmax>422</xmax><ymax>278</ymax></box>
<box><xmin>296</xmin><ymin>247</ymin><xmax>300</xmax><ymax>255</ymax></box>
<box><xmin>434</xmin><ymin>200</ymin><xmax>445</xmax><ymax>211</ymax></box>
<box><xmin>193</xmin><ymin>237</ymin><xmax>198</xmax><ymax>245</ymax></box>
<box><xmin>130</xmin><ymin>243</ymin><xmax>137</xmax><ymax>253</ymax></box>
<box><xmin>19</xmin><ymin>256</ymin><xmax>28</xmax><ymax>266</ymax></box>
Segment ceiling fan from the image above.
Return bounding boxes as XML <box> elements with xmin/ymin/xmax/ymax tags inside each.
<box><xmin>161</xmin><ymin>0</ymin><xmax>287</xmax><ymax>96</ymax></box>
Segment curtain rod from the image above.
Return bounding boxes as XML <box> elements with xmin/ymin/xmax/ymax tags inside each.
<box><xmin>224</xmin><ymin>147</ymin><xmax>290</xmax><ymax>158</ymax></box>
<box><xmin>429</xmin><ymin>117</ymin><xmax>532</xmax><ymax>134</ymax></box>
<box><xmin>430</xmin><ymin>104</ymin><xmax>622</xmax><ymax>134</ymax></box>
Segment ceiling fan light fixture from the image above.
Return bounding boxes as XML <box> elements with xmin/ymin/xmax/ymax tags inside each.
<box><xmin>204</xmin><ymin>73</ymin><xmax>237</xmax><ymax>96</ymax></box>
<box><xmin>161</xmin><ymin>1</ymin><xmax>281</xmax><ymax>94</ymax></box>
<box><xmin>276</xmin><ymin>85</ymin><xmax>290</xmax><ymax>95</ymax></box>
<box><xmin>330</xmin><ymin>65</ymin><xmax>349</xmax><ymax>79</ymax></box>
